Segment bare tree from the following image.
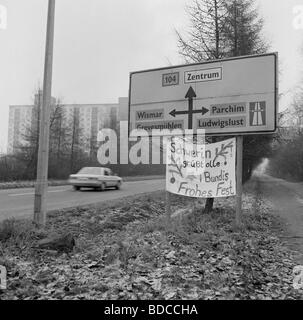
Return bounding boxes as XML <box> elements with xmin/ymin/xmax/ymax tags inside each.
<box><xmin>176</xmin><ymin>0</ymin><xmax>270</xmax><ymax>213</ymax></box>
<box><xmin>177</xmin><ymin>0</ymin><xmax>228</xmax><ymax>61</ymax></box>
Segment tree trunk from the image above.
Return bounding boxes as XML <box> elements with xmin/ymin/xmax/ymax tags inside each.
<box><xmin>204</xmin><ymin>197</ymin><xmax>214</xmax><ymax>214</ymax></box>
<box><xmin>203</xmin><ymin>135</ymin><xmax>217</xmax><ymax>213</ymax></box>
<box><xmin>214</xmin><ymin>0</ymin><xmax>220</xmax><ymax>58</ymax></box>
<box><xmin>202</xmin><ymin>0</ymin><xmax>221</xmax><ymax>215</ymax></box>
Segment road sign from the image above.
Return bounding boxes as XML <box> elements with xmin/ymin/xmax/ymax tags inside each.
<box><xmin>129</xmin><ymin>53</ymin><xmax>278</xmax><ymax>136</ymax></box>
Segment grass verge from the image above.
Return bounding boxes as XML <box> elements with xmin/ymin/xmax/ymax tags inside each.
<box><xmin>0</xmin><ymin>175</ymin><xmax>164</xmax><ymax>190</ymax></box>
<box><xmin>0</xmin><ymin>180</ymin><xmax>68</xmax><ymax>190</ymax></box>
<box><xmin>0</xmin><ymin>178</ymin><xmax>302</xmax><ymax>300</ymax></box>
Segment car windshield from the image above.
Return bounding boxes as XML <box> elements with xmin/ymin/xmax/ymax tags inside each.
<box><xmin>78</xmin><ymin>167</ymin><xmax>102</xmax><ymax>175</ymax></box>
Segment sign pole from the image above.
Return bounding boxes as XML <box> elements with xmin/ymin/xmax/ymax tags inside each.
<box><xmin>34</xmin><ymin>0</ymin><xmax>56</xmax><ymax>227</ymax></box>
<box><xmin>235</xmin><ymin>135</ymin><xmax>243</xmax><ymax>228</ymax></box>
<box><xmin>165</xmin><ymin>191</ymin><xmax>171</xmax><ymax>224</ymax></box>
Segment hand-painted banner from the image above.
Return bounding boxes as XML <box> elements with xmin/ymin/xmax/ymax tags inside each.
<box><xmin>166</xmin><ymin>137</ymin><xmax>236</xmax><ymax>198</ymax></box>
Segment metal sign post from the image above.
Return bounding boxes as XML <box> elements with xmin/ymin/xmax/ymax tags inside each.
<box><xmin>235</xmin><ymin>135</ymin><xmax>243</xmax><ymax>228</ymax></box>
<box><xmin>34</xmin><ymin>0</ymin><xmax>56</xmax><ymax>226</ymax></box>
<box><xmin>165</xmin><ymin>191</ymin><xmax>172</xmax><ymax>225</ymax></box>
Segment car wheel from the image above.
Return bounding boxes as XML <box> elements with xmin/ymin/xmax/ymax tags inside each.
<box><xmin>73</xmin><ymin>186</ymin><xmax>81</xmax><ymax>191</ymax></box>
<box><xmin>100</xmin><ymin>182</ymin><xmax>106</xmax><ymax>191</ymax></box>
<box><xmin>116</xmin><ymin>181</ymin><xmax>121</xmax><ymax>190</ymax></box>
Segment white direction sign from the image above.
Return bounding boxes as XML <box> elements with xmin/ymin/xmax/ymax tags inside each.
<box><xmin>129</xmin><ymin>53</ymin><xmax>278</xmax><ymax>136</ymax></box>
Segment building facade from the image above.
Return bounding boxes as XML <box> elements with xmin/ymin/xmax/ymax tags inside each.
<box><xmin>7</xmin><ymin>93</ymin><xmax>127</xmax><ymax>154</ymax></box>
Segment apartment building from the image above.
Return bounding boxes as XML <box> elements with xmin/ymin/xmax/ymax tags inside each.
<box><xmin>7</xmin><ymin>92</ymin><xmax>128</xmax><ymax>154</ymax></box>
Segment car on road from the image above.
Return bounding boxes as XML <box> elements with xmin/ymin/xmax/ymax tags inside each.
<box><xmin>68</xmin><ymin>167</ymin><xmax>122</xmax><ymax>191</ymax></box>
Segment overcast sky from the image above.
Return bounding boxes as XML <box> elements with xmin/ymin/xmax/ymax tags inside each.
<box><xmin>0</xmin><ymin>0</ymin><xmax>302</xmax><ymax>152</ymax></box>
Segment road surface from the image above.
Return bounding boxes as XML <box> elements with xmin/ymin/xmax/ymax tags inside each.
<box><xmin>258</xmin><ymin>174</ymin><xmax>303</xmax><ymax>264</ymax></box>
<box><xmin>0</xmin><ymin>179</ymin><xmax>165</xmax><ymax>222</ymax></box>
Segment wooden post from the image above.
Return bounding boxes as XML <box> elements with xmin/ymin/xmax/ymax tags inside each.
<box><xmin>204</xmin><ymin>135</ymin><xmax>215</xmax><ymax>214</ymax></box>
<box><xmin>34</xmin><ymin>0</ymin><xmax>56</xmax><ymax>226</ymax></box>
<box><xmin>235</xmin><ymin>135</ymin><xmax>243</xmax><ymax>228</ymax></box>
<box><xmin>165</xmin><ymin>191</ymin><xmax>171</xmax><ymax>225</ymax></box>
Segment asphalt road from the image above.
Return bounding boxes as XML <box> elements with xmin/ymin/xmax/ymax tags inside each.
<box><xmin>257</xmin><ymin>174</ymin><xmax>303</xmax><ymax>264</ymax></box>
<box><xmin>0</xmin><ymin>179</ymin><xmax>165</xmax><ymax>222</ymax></box>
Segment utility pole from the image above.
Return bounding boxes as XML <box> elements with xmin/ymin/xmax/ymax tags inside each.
<box><xmin>34</xmin><ymin>0</ymin><xmax>56</xmax><ymax>226</ymax></box>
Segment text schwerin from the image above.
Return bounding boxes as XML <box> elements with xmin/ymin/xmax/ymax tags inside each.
<box><xmin>97</xmin><ymin>121</ymin><xmax>206</xmax><ymax>165</ymax></box>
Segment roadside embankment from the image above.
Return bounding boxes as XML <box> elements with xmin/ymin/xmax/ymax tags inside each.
<box><xmin>0</xmin><ymin>178</ymin><xmax>302</xmax><ymax>300</ymax></box>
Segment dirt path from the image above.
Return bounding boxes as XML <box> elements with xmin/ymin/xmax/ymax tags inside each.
<box><xmin>257</xmin><ymin>173</ymin><xmax>303</xmax><ymax>264</ymax></box>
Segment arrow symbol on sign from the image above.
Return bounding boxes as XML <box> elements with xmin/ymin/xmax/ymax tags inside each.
<box><xmin>169</xmin><ymin>86</ymin><xmax>209</xmax><ymax>129</ymax></box>
<box><xmin>169</xmin><ymin>107</ymin><xmax>209</xmax><ymax>118</ymax></box>
<box><xmin>186</xmin><ymin>86</ymin><xmax>196</xmax><ymax>130</ymax></box>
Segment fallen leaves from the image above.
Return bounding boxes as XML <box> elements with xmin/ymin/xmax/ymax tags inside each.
<box><xmin>1</xmin><ymin>184</ymin><xmax>303</xmax><ymax>300</ymax></box>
